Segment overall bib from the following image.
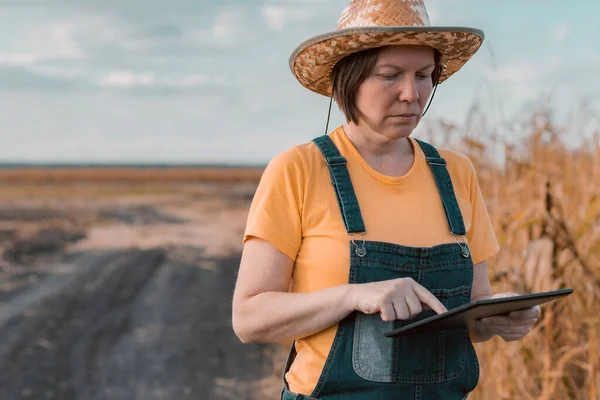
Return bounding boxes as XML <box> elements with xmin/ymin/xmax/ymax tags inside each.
<box><xmin>281</xmin><ymin>135</ymin><xmax>480</xmax><ymax>400</ymax></box>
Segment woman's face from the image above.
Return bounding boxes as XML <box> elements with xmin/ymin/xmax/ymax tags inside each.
<box><xmin>355</xmin><ymin>45</ymin><xmax>436</xmax><ymax>140</ymax></box>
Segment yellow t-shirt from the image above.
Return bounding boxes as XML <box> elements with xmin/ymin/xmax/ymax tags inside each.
<box><xmin>243</xmin><ymin>126</ymin><xmax>500</xmax><ymax>395</ymax></box>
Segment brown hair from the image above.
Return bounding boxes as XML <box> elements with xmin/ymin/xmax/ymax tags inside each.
<box><xmin>330</xmin><ymin>47</ymin><xmax>442</xmax><ymax>124</ymax></box>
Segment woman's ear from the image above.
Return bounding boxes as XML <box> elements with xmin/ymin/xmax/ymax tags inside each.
<box><xmin>432</xmin><ymin>50</ymin><xmax>443</xmax><ymax>84</ymax></box>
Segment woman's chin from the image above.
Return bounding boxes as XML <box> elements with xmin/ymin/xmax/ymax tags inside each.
<box><xmin>384</xmin><ymin>124</ymin><xmax>416</xmax><ymax>139</ymax></box>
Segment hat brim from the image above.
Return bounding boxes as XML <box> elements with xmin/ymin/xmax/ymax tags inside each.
<box><xmin>289</xmin><ymin>26</ymin><xmax>484</xmax><ymax>97</ymax></box>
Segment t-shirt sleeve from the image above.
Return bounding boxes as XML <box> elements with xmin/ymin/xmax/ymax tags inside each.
<box><xmin>243</xmin><ymin>147</ymin><xmax>304</xmax><ymax>261</ymax></box>
<box><xmin>465</xmin><ymin>159</ymin><xmax>500</xmax><ymax>265</ymax></box>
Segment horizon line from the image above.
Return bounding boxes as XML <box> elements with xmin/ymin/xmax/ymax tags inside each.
<box><xmin>0</xmin><ymin>162</ymin><xmax>267</xmax><ymax>169</ymax></box>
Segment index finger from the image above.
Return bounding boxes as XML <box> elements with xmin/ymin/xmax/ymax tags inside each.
<box><xmin>509</xmin><ymin>305</ymin><xmax>541</xmax><ymax>319</ymax></box>
<box><xmin>412</xmin><ymin>284</ymin><xmax>448</xmax><ymax>314</ymax></box>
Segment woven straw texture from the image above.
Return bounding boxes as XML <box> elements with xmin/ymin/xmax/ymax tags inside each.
<box><xmin>290</xmin><ymin>0</ymin><xmax>483</xmax><ymax>97</ymax></box>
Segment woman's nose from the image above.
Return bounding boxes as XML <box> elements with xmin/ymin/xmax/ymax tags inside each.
<box><xmin>397</xmin><ymin>76</ymin><xmax>419</xmax><ymax>103</ymax></box>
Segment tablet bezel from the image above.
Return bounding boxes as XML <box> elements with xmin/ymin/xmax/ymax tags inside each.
<box><xmin>384</xmin><ymin>288</ymin><xmax>573</xmax><ymax>338</ymax></box>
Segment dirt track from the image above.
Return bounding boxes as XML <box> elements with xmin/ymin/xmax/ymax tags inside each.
<box><xmin>0</xmin><ymin>182</ymin><xmax>285</xmax><ymax>399</ymax></box>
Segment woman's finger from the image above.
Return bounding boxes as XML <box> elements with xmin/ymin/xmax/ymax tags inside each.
<box><xmin>492</xmin><ymin>292</ymin><xmax>518</xmax><ymax>299</ymax></box>
<box><xmin>509</xmin><ymin>306</ymin><xmax>541</xmax><ymax>319</ymax></box>
<box><xmin>499</xmin><ymin>333</ymin><xmax>526</xmax><ymax>342</ymax></box>
<box><xmin>516</xmin><ymin>318</ymin><xmax>538</xmax><ymax>326</ymax></box>
<box><xmin>379</xmin><ymin>303</ymin><xmax>396</xmax><ymax>322</ymax></box>
<box><xmin>404</xmin><ymin>292</ymin><xmax>423</xmax><ymax>318</ymax></box>
<box><xmin>392</xmin><ymin>298</ymin><xmax>410</xmax><ymax>320</ymax></box>
<box><xmin>480</xmin><ymin>316</ymin><xmax>511</xmax><ymax>325</ymax></box>
<box><xmin>412</xmin><ymin>283</ymin><xmax>447</xmax><ymax>314</ymax></box>
<box><xmin>481</xmin><ymin>323</ymin><xmax>532</xmax><ymax>335</ymax></box>
<box><xmin>481</xmin><ymin>316</ymin><xmax>537</xmax><ymax>325</ymax></box>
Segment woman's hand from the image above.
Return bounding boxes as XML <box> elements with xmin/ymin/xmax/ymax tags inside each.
<box><xmin>476</xmin><ymin>292</ymin><xmax>541</xmax><ymax>342</ymax></box>
<box><xmin>349</xmin><ymin>278</ymin><xmax>447</xmax><ymax>321</ymax></box>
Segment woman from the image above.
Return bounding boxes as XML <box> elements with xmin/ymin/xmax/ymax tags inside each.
<box><xmin>232</xmin><ymin>0</ymin><xmax>540</xmax><ymax>399</ymax></box>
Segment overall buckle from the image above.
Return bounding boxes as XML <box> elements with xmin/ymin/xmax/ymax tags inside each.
<box><xmin>350</xmin><ymin>231</ymin><xmax>367</xmax><ymax>258</ymax></box>
<box><xmin>453</xmin><ymin>234</ymin><xmax>471</xmax><ymax>258</ymax></box>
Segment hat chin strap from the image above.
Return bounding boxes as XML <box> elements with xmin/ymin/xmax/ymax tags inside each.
<box><xmin>324</xmin><ymin>95</ymin><xmax>334</xmax><ymax>135</ymax></box>
<box><xmin>421</xmin><ymin>80</ymin><xmax>439</xmax><ymax>117</ymax></box>
<box><xmin>323</xmin><ymin>72</ymin><xmax>441</xmax><ymax>135</ymax></box>
<box><xmin>422</xmin><ymin>66</ymin><xmax>442</xmax><ymax>117</ymax></box>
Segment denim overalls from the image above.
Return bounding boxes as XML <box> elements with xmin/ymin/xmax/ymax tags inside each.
<box><xmin>281</xmin><ymin>135</ymin><xmax>480</xmax><ymax>400</ymax></box>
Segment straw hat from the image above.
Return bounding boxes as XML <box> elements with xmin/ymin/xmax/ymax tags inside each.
<box><xmin>289</xmin><ymin>0</ymin><xmax>484</xmax><ymax>97</ymax></box>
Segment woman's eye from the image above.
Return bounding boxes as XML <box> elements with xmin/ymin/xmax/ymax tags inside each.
<box><xmin>379</xmin><ymin>73</ymin><xmax>431</xmax><ymax>81</ymax></box>
<box><xmin>380</xmin><ymin>74</ymin><xmax>398</xmax><ymax>80</ymax></box>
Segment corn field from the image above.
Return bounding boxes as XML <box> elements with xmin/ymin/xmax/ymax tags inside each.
<box><xmin>423</xmin><ymin>105</ymin><xmax>600</xmax><ymax>399</ymax></box>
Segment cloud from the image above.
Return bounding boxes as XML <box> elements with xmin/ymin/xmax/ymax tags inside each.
<box><xmin>30</xmin><ymin>65</ymin><xmax>85</xmax><ymax>80</ymax></box>
<box><xmin>0</xmin><ymin>53</ymin><xmax>39</xmax><ymax>66</ymax></box>
<box><xmin>483</xmin><ymin>60</ymin><xmax>537</xmax><ymax>84</ymax></box>
<box><xmin>211</xmin><ymin>9</ymin><xmax>243</xmax><ymax>47</ymax></box>
<box><xmin>88</xmin><ymin>18</ymin><xmax>190</xmax><ymax>53</ymax></box>
<box><xmin>263</xmin><ymin>6</ymin><xmax>287</xmax><ymax>31</ymax></box>
<box><xmin>0</xmin><ymin>23</ymin><xmax>84</xmax><ymax>67</ymax></box>
<box><xmin>0</xmin><ymin>66</ymin><xmax>87</xmax><ymax>92</ymax></box>
<box><xmin>48</xmin><ymin>24</ymin><xmax>82</xmax><ymax>58</ymax></box>
<box><xmin>505</xmin><ymin>84</ymin><xmax>540</xmax><ymax>103</ymax></box>
<box><xmin>553</xmin><ymin>24</ymin><xmax>570</xmax><ymax>42</ymax></box>
<box><xmin>479</xmin><ymin>55</ymin><xmax>577</xmax><ymax>89</ymax></box>
<box><xmin>145</xmin><ymin>24</ymin><xmax>185</xmax><ymax>39</ymax></box>
<box><xmin>102</xmin><ymin>71</ymin><xmax>157</xmax><ymax>88</ymax></box>
<box><xmin>261</xmin><ymin>5</ymin><xmax>312</xmax><ymax>31</ymax></box>
<box><xmin>100</xmin><ymin>71</ymin><xmax>224</xmax><ymax>90</ymax></box>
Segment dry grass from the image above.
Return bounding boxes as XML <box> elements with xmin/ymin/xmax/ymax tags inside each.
<box><xmin>428</xmin><ymin>107</ymin><xmax>600</xmax><ymax>399</ymax></box>
<box><xmin>0</xmin><ymin>167</ymin><xmax>264</xmax><ymax>184</ymax></box>
<box><xmin>0</xmin><ymin>167</ymin><xmax>264</xmax><ymax>201</ymax></box>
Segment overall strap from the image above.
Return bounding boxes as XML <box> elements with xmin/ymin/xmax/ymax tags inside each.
<box><xmin>312</xmin><ymin>135</ymin><xmax>366</xmax><ymax>234</ymax></box>
<box><xmin>415</xmin><ymin>139</ymin><xmax>467</xmax><ymax>237</ymax></box>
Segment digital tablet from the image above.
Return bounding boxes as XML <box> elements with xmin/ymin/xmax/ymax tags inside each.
<box><xmin>385</xmin><ymin>288</ymin><xmax>573</xmax><ymax>338</ymax></box>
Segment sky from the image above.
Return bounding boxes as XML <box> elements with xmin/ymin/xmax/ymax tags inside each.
<box><xmin>0</xmin><ymin>0</ymin><xmax>598</xmax><ymax>164</ymax></box>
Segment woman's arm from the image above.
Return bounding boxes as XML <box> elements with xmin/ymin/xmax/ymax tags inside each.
<box><xmin>469</xmin><ymin>261</ymin><xmax>496</xmax><ymax>343</ymax></box>
<box><xmin>469</xmin><ymin>261</ymin><xmax>540</xmax><ymax>343</ymax></box>
<box><xmin>232</xmin><ymin>238</ymin><xmax>447</xmax><ymax>344</ymax></box>
<box><xmin>232</xmin><ymin>238</ymin><xmax>356</xmax><ymax>344</ymax></box>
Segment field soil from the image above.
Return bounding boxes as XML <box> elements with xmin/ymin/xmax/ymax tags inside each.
<box><xmin>0</xmin><ymin>179</ymin><xmax>287</xmax><ymax>400</ymax></box>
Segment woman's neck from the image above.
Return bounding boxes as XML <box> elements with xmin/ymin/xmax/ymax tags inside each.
<box><xmin>343</xmin><ymin>123</ymin><xmax>415</xmax><ymax>177</ymax></box>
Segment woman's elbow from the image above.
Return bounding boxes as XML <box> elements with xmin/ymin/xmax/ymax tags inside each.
<box><xmin>232</xmin><ymin>303</ymin><xmax>261</xmax><ymax>344</ymax></box>
<box><xmin>232</xmin><ymin>319</ymin><xmax>254</xmax><ymax>344</ymax></box>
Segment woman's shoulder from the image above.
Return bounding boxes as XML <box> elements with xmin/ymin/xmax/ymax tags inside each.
<box><xmin>266</xmin><ymin>139</ymin><xmax>325</xmax><ymax>171</ymax></box>
<box><xmin>261</xmin><ymin>139</ymin><xmax>324</xmax><ymax>181</ymax></box>
<box><xmin>433</xmin><ymin>145</ymin><xmax>476</xmax><ymax>175</ymax></box>
<box><xmin>423</xmin><ymin>144</ymin><xmax>477</xmax><ymax>189</ymax></box>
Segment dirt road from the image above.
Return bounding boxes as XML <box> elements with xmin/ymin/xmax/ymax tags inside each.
<box><xmin>0</xmin><ymin>183</ymin><xmax>285</xmax><ymax>399</ymax></box>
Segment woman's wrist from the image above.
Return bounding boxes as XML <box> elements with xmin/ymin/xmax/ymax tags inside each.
<box><xmin>469</xmin><ymin>320</ymin><xmax>496</xmax><ymax>343</ymax></box>
<box><xmin>341</xmin><ymin>283</ymin><xmax>359</xmax><ymax>314</ymax></box>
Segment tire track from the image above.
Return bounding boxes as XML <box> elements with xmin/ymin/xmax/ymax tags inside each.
<box><xmin>0</xmin><ymin>247</ymin><xmax>282</xmax><ymax>400</ymax></box>
<box><xmin>0</xmin><ymin>250</ymin><xmax>165</xmax><ymax>399</ymax></box>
